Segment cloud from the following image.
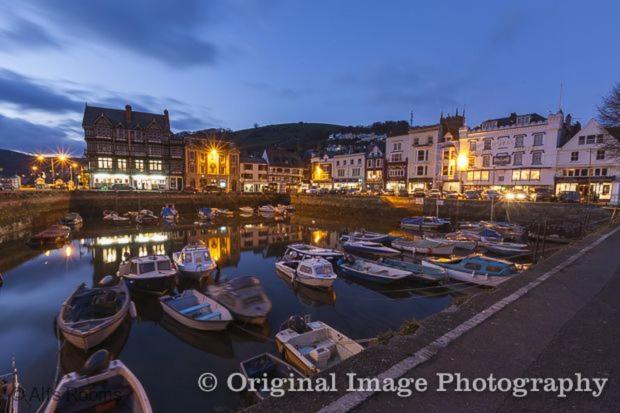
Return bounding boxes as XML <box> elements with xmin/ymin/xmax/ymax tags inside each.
<box><xmin>14</xmin><ymin>0</ymin><xmax>222</xmax><ymax>66</ymax></box>
<box><xmin>0</xmin><ymin>14</ymin><xmax>61</xmax><ymax>51</ymax></box>
<box><xmin>0</xmin><ymin>68</ymin><xmax>82</xmax><ymax>113</ymax></box>
<box><xmin>245</xmin><ymin>81</ymin><xmax>311</xmax><ymax>100</ymax></box>
<box><xmin>0</xmin><ymin>114</ymin><xmax>77</xmax><ymax>152</ymax></box>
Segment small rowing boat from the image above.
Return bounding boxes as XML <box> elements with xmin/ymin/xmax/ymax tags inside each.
<box><xmin>337</xmin><ymin>256</ymin><xmax>410</xmax><ymax>284</ymax></box>
<box><xmin>421</xmin><ymin>254</ymin><xmax>518</xmax><ymax>287</ymax></box>
<box><xmin>342</xmin><ymin>240</ymin><xmax>400</xmax><ymax>257</ymax></box>
<box><xmin>239</xmin><ymin>353</ymin><xmax>303</xmax><ymax>401</ymax></box>
<box><xmin>391</xmin><ymin>238</ymin><xmax>454</xmax><ymax>255</ymax></box>
<box><xmin>159</xmin><ymin>289</ymin><xmax>232</xmax><ymax>331</ymax></box>
<box><xmin>207</xmin><ymin>276</ymin><xmax>272</xmax><ymax>325</ymax></box>
<box><xmin>377</xmin><ymin>258</ymin><xmax>447</xmax><ymax>284</ymax></box>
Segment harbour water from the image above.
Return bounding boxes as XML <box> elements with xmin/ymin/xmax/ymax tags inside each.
<box><xmin>0</xmin><ymin>215</ymin><xmax>466</xmax><ymax>412</ymax></box>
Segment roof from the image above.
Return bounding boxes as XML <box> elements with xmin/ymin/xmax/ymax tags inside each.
<box><xmin>82</xmin><ymin>104</ymin><xmax>169</xmax><ymax>131</ymax></box>
<box><xmin>607</xmin><ymin>127</ymin><xmax>620</xmax><ymax>140</ymax></box>
<box><xmin>240</xmin><ymin>156</ymin><xmax>267</xmax><ymax>164</ymax></box>
<box><xmin>263</xmin><ymin>148</ymin><xmax>304</xmax><ymax>167</ymax></box>
<box><xmin>472</xmin><ymin>112</ymin><xmax>546</xmax><ymax>130</ymax></box>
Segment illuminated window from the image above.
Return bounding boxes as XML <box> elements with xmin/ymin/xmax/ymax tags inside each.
<box><xmin>117</xmin><ymin>158</ymin><xmax>127</xmax><ymax>171</ymax></box>
<box><xmin>97</xmin><ymin>157</ymin><xmax>113</xmax><ymax>169</ymax></box>
<box><xmin>134</xmin><ymin>159</ymin><xmax>144</xmax><ymax>171</ymax></box>
<box><xmin>149</xmin><ymin>160</ymin><xmax>162</xmax><ymax>171</ymax></box>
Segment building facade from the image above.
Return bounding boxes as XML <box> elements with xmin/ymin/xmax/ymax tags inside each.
<box><xmin>458</xmin><ymin>112</ymin><xmax>566</xmax><ymax>192</ymax></box>
<box><xmin>240</xmin><ymin>157</ymin><xmax>269</xmax><ymax>192</ymax></box>
<box><xmin>384</xmin><ymin>134</ymin><xmax>411</xmax><ymax>192</ymax></box>
<box><xmin>184</xmin><ymin>135</ymin><xmax>240</xmax><ymax>192</ymax></box>
<box><xmin>365</xmin><ymin>143</ymin><xmax>385</xmax><ymax>190</ymax></box>
<box><xmin>83</xmin><ymin>104</ymin><xmax>184</xmax><ymax>190</ymax></box>
<box><xmin>555</xmin><ymin>119</ymin><xmax>620</xmax><ymax>204</ymax></box>
<box><xmin>262</xmin><ymin>149</ymin><xmax>305</xmax><ymax>193</ymax></box>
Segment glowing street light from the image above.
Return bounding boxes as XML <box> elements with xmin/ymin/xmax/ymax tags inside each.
<box><xmin>456</xmin><ymin>152</ymin><xmax>469</xmax><ymax>171</ymax></box>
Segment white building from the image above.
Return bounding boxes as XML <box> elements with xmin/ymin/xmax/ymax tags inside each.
<box><xmin>385</xmin><ymin>133</ymin><xmax>412</xmax><ymax>192</ymax></box>
<box><xmin>555</xmin><ymin>119</ymin><xmax>620</xmax><ymax>204</ymax></box>
<box><xmin>406</xmin><ymin>125</ymin><xmax>439</xmax><ymax>191</ymax></box>
<box><xmin>310</xmin><ymin>152</ymin><xmax>366</xmax><ymax>190</ymax></box>
<box><xmin>458</xmin><ymin>111</ymin><xmax>567</xmax><ymax>191</ymax></box>
<box><xmin>240</xmin><ymin>157</ymin><xmax>269</xmax><ymax>193</ymax></box>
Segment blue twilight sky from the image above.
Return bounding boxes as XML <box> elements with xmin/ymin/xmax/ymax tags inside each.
<box><xmin>0</xmin><ymin>0</ymin><xmax>619</xmax><ymax>154</ymax></box>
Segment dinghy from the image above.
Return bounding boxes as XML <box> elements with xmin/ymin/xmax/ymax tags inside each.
<box><xmin>27</xmin><ymin>225</ymin><xmax>71</xmax><ymax>246</ymax></box>
<box><xmin>135</xmin><ymin>212</ymin><xmax>159</xmax><ymax>226</ymax></box>
<box><xmin>276</xmin><ymin>318</ymin><xmax>363</xmax><ymax>376</ymax></box>
<box><xmin>337</xmin><ymin>255</ymin><xmax>410</xmax><ymax>284</ymax></box>
<box><xmin>342</xmin><ymin>240</ymin><xmax>400</xmax><ymax>257</ymax></box>
<box><xmin>239</xmin><ymin>206</ymin><xmax>254</xmax><ymax>215</ymax></box>
<box><xmin>198</xmin><ymin>207</ymin><xmax>214</xmax><ymax>220</ymax></box>
<box><xmin>283</xmin><ymin>244</ymin><xmax>343</xmax><ymax>261</ymax></box>
<box><xmin>239</xmin><ymin>353</ymin><xmax>303</xmax><ymax>401</ymax></box>
<box><xmin>458</xmin><ymin>228</ymin><xmax>503</xmax><ymax>242</ymax></box>
<box><xmin>377</xmin><ymin>258</ymin><xmax>447</xmax><ymax>284</ymax></box>
<box><xmin>391</xmin><ymin>238</ymin><xmax>454</xmax><ymax>255</ymax></box>
<box><xmin>103</xmin><ymin>211</ymin><xmax>131</xmax><ymax>225</ymax></box>
<box><xmin>339</xmin><ymin>231</ymin><xmax>391</xmax><ymax>243</ymax></box>
<box><xmin>60</xmin><ymin>212</ymin><xmax>83</xmax><ymax>227</ymax></box>
<box><xmin>0</xmin><ymin>361</ymin><xmax>20</xmax><ymax>413</ymax></box>
<box><xmin>275</xmin><ymin>257</ymin><xmax>337</xmax><ymax>288</ymax></box>
<box><xmin>44</xmin><ymin>350</ymin><xmax>152</xmax><ymax>413</ymax></box>
<box><xmin>422</xmin><ymin>254</ymin><xmax>518</xmax><ymax>287</ymax></box>
<box><xmin>172</xmin><ymin>243</ymin><xmax>217</xmax><ymax>279</ymax></box>
<box><xmin>258</xmin><ymin>204</ymin><xmax>277</xmax><ymax>213</ymax></box>
<box><xmin>400</xmin><ymin>216</ymin><xmax>451</xmax><ymax>231</ymax></box>
<box><xmin>214</xmin><ymin>208</ymin><xmax>234</xmax><ymax>217</ymax></box>
<box><xmin>57</xmin><ymin>276</ymin><xmax>132</xmax><ymax>350</ymax></box>
<box><xmin>480</xmin><ymin>239</ymin><xmax>530</xmax><ymax>256</ymax></box>
<box><xmin>429</xmin><ymin>234</ymin><xmax>478</xmax><ymax>250</ymax></box>
<box><xmin>159</xmin><ymin>289</ymin><xmax>232</xmax><ymax>331</ymax></box>
<box><xmin>207</xmin><ymin>276</ymin><xmax>272</xmax><ymax>325</ymax></box>
<box><xmin>160</xmin><ymin>205</ymin><xmax>178</xmax><ymax>222</ymax></box>
<box><xmin>117</xmin><ymin>255</ymin><xmax>177</xmax><ymax>295</ymax></box>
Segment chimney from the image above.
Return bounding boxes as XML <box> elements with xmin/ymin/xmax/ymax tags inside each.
<box><xmin>125</xmin><ymin>105</ymin><xmax>132</xmax><ymax>123</ymax></box>
<box><xmin>163</xmin><ymin>109</ymin><xmax>169</xmax><ymax>129</ymax></box>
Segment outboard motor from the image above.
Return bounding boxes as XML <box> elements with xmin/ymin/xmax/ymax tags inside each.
<box><xmin>79</xmin><ymin>349</ymin><xmax>110</xmax><ymax>377</ymax></box>
<box><xmin>279</xmin><ymin>315</ymin><xmax>311</xmax><ymax>334</ymax></box>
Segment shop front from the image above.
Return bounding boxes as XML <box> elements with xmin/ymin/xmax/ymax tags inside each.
<box><xmin>555</xmin><ymin>176</ymin><xmax>618</xmax><ymax>203</ymax></box>
<box><xmin>408</xmin><ymin>178</ymin><xmax>433</xmax><ymax>193</ymax></box>
<box><xmin>91</xmin><ymin>172</ymin><xmax>169</xmax><ymax>190</ymax></box>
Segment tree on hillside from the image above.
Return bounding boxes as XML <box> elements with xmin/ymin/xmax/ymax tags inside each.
<box><xmin>597</xmin><ymin>82</ymin><xmax>620</xmax><ymax>158</ymax></box>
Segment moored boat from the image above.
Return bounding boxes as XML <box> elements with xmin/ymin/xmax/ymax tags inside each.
<box><xmin>135</xmin><ymin>213</ymin><xmax>159</xmax><ymax>226</ymax></box>
<box><xmin>391</xmin><ymin>238</ymin><xmax>454</xmax><ymax>255</ymax></box>
<box><xmin>239</xmin><ymin>353</ymin><xmax>303</xmax><ymax>401</ymax></box>
<box><xmin>117</xmin><ymin>255</ymin><xmax>177</xmax><ymax>295</ymax></box>
<box><xmin>421</xmin><ymin>254</ymin><xmax>518</xmax><ymax>287</ymax></box>
<box><xmin>283</xmin><ymin>244</ymin><xmax>344</xmax><ymax>261</ymax></box>
<box><xmin>342</xmin><ymin>240</ymin><xmax>400</xmax><ymax>257</ymax></box>
<box><xmin>239</xmin><ymin>206</ymin><xmax>254</xmax><ymax>215</ymax></box>
<box><xmin>275</xmin><ymin>257</ymin><xmax>337</xmax><ymax>288</ymax></box>
<box><xmin>378</xmin><ymin>258</ymin><xmax>447</xmax><ymax>284</ymax></box>
<box><xmin>60</xmin><ymin>212</ymin><xmax>83</xmax><ymax>227</ymax></box>
<box><xmin>339</xmin><ymin>231</ymin><xmax>391</xmax><ymax>243</ymax></box>
<box><xmin>258</xmin><ymin>204</ymin><xmax>277</xmax><ymax>213</ymax></box>
<box><xmin>44</xmin><ymin>350</ymin><xmax>152</xmax><ymax>413</ymax></box>
<box><xmin>159</xmin><ymin>289</ymin><xmax>232</xmax><ymax>331</ymax></box>
<box><xmin>27</xmin><ymin>225</ymin><xmax>71</xmax><ymax>246</ymax></box>
<box><xmin>400</xmin><ymin>216</ymin><xmax>451</xmax><ymax>231</ymax></box>
<box><xmin>207</xmin><ymin>276</ymin><xmax>272</xmax><ymax>325</ymax></box>
<box><xmin>275</xmin><ymin>318</ymin><xmax>363</xmax><ymax>376</ymax></box>
<box><xmin>480</xmin><ymin>239</ymin><xmax>530</xmax><ymax>256</ymax></box>
<box><xmin>172</xmin><ymin>242</ymin><xmax>217</xmax><ymax>279</ymax></box>
<box><xmin>160</xmin><ymin>205</ymin><xmax>178</xmax><ymax>222</ymax></box>
<box><xmin>337</xmin><ymin>255</ymin><xmax>410</xmax><ymax>284</ymax></box>
<box><xmin>198</xmin><ymin>207</ymin><xmax>214</xmax><ymax>220</ymax></box>
<box><xmin>214</xmin><ymin>208</ymin><xmax>234</xmax><ymax>217</ymax></box>
<box><xmin>57</xmin><ymin>276</ymin><xmax>132</xmax><ymax>350</ymax></box>
<box><xmin>434</xmin><ymin>233</ymin><xmax>478</xmax><ymax>250</ymax></box>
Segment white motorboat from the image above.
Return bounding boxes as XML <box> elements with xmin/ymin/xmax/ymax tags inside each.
<box><xmin>117</xmin><ymin>255</ymin><xmax>177</xmax><ymax>295</ymax></box>
<box><xmin>283</xmin><ymin>244</ymin><xmax>344</xmax><ymax>261</ymax></box>
<box><xmin>207</xmin><ymin>276</ymin><xmax>272</xmax><ymax>325</ymax></box>
<box><xmin>258</xmin><ymin>204</ymin><xmax>277</xmax><ymax>213</ymax></box>
<box><xmin>391</xmin><ymin>238</ymin><xmax>454</xmax><ymax>255</ymax></box>
<box><xmin>103</xmin><ymin>211</ymin><xmax>131</xmax><ymax>225</ymax></box>
<box><xmin>44</xmin><ymin>350</ymin><xmax>152</xmax><ymax>413</ymax></box>
<box><xmin>430</xmin><ymin>234</ymin><xmax>478</xmax><ymax>250</ymax></box>
<box><xmin>239</xmin><ymin>206</ymin><xmax>254</xmax><ymax>215</ymax></box>
<box><xmin>172</xmin><ymin>243</ymin><xmax>217</xmax><ymax>279</ymax></box>
<box><xmin>275</xmin><ymin>257</ymin><xmax>337</xmax><ymax>288</ymax></box>
<box><xmin>159</xmin><ymin>289</ymin><xmax>232</xmax><ymax>331</ymax></box>
<box><xmin>342</xmin><ymin>240</ymin><xmax>400</xmax><ymax>257</ymax></box>
<box><xmin>276</xmin><ymin>319</ymin><xmax>363</xmax><ymax>376</ymax></box>
<box><xmin>337</xmin><ymin>256</ymin><xmax>411</xmax><ymax>284</ymax></box>
<box><xmin>400</xmin><ymin>216</ymin><xmax>451</xmax><ymax>231</ymax></box>
<box><xmin>57</xmin><ymin>276</ymin><xmax>132</xmax><ymax>350</ymax></box>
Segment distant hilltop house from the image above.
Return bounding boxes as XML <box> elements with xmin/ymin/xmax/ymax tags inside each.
<box><xmin>327</xmin><ymin>132</ymin><xmax>387</xmax><ymax>142</ymax></box>
<box><xmin>0</xmin><ymin>175</ymin><xmax>21</xmax><ymax>190</ymax></box>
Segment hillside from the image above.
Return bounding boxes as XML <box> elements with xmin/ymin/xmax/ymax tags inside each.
<box><xmin>0</xmin><ymin>149</ymin><xmax>35</xmax><ymax>176</ymax></box>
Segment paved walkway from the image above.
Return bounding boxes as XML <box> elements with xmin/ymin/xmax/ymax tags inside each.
<box><xmin>355</xmin><ymin>225</ymin><xmax>620</xmax><ymax>412</ymax></box>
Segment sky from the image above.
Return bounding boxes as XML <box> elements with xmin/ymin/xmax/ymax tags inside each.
<box><xmin>0</xmin><ymin>0</ymin><xmax>619</xmax><ymax>154</ymax></box>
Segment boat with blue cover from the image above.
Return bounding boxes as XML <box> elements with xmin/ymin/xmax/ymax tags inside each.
<box><xmin>377</xmin><ymin>258</ymin><xmax>447</xmax><ymax>284</ymax></box>
<box><xmin>421</xmin><ymin>254</ymin><xmax>519</xmax><ymax>287</ymax></box>
<box><xmin>198</xmin><ymin>207</ymin><xmax>214</xmax><ymax>220</ymax></box>
<box><xmin>239</xmin><ymin>353</ymin><xmax>303</xmax><ymax>401</ymax></box>
<box><xmin>400</xmin><ymin>216</ymin><xmax>451</xmax><ymax>231</ymax></box>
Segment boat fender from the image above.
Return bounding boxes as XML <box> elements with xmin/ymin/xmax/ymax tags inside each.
<box><xmin>80</xmin><ymin>350</ymin><xmax>110</xmax><ymax>376</ymax></box>
<box><xmin>129</xmin><ymin>301</ymin><xmax>137</xmax><ymax>318</ymax></box>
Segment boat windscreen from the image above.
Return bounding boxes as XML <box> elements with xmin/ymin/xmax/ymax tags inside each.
<box><xmin>139</xmin><ymin>262</ymin><xmax>156</xmax><ymax>274</ymax></box>
<box><xmin>157</xmin><ymin>261</ymin><xmax>171</xmax><ymax>271</ymax></box>
<box><xmin>315</xmin><ymin>265</ymin><xmax>333</xmax><ymax>275</ymax></box>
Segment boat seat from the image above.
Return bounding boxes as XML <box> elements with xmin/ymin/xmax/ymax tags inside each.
<box><xmin>179</xmin><ymin>303</ymin><xmax>211</xmax><ymax>315</ymax></box>
<box><xmin>195</xmin><ymin>311</ymin><xmax>221</xmax><ymax>321</ymax></box>
<box><xmin>298</xmin><ymin>346</ymin><xmax>315</xmax><ymax>356</ymax></box>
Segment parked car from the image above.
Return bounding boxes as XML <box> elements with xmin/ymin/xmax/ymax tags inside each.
<box><xmin>444</xmin><ymin>191</ymin><xmax>461</xmax><ymax>200</ymax></box>
<box><xmin>482</xmin><ymin>189</ymin><xmax>503</xmax><ymax>201</ymax></box>
<box><xmin>412</xmin><ymin>188</ymin><xmax>426</xmax><ymax>198</ymax></box>
<box><xmin>464</xmin><ymin>190</ymin><xmax>482</xmax><ymax>200</ymax></box>
<box><xmin>531</xmin><ymin>187</ymin><xmax>555</xmax><ymax>202</ymax></box>
<box><xmin>427</xmin><ymin>189</ymin><xmax>442</xmax><ymax>199</ymax></box>
<box><xmin>203</xmin><ymin>185</ymin><xmax>223</xmax><ymax>194</ymax></box>
<box><xmin>110</xmin><ymin>183</ymin><xmax>134</xmax><ymax>191</ymax></box>
<box><xmin>557</xmin><ymin>190</ymin><xmax>581</xmax><ymax>203</ymax></box>
<box><xmin>504</xmin><ymin>190</ymin><xmax>528</xmax><ymax>201</ymax></box>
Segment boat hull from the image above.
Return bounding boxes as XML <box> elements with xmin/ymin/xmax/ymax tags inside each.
<box><xmin>121</xmin><ymin>274</ymin><xmax>176</xmax><ymax>295</ymax></box>
<box><xmin>339</xmin><ymin>264</ymin><xmax>405</xmax><ymax>284</ymax></box>
<box><xmin>60</xmin><ymin>313</ymin><xmax>127</xmax><ymax>350</ymax></box>
<box><xmin>161</xmin><ymin>306</ymin><xmax>230</xmax><ymax>332</ymax></box>
<box><xmin>342</xmin><ymin>245</ymin><xmax>400</xmax><ymax>258</ymax></box>
<box><xmin>422</xmin><ymin>261</ymin><xmax>510</xmax><ymax>287</ymax></box>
